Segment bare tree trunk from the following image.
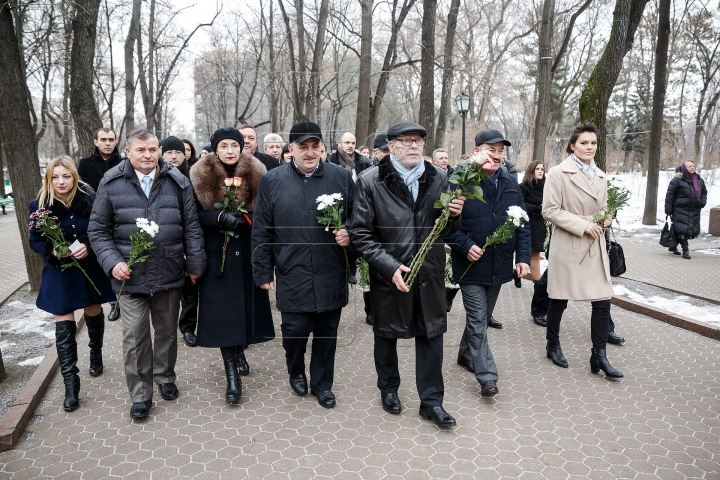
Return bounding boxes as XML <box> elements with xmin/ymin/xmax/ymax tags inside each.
<box><xmin>418</xmin><ymin>0</ymin><xmax>437</xmax><ymax>155</ymax></box>
<box><xmin>578</xmin><ymin>0</ymin><xmax>649</xmax><ymax>170</ymax></box>
<box><xmin>0</xmin><ymin>2</ymin><xmax>43</xmax><ymax>291</ymax></box>
<box><xmin>70</xmin><ymin>0</ymin><xmax>103</xmax><ymax>157</ymax></box>
<box><xmin>531</xmin><ymin>0</ymin><xmax>555</xmax><ymax>164</ymax></box>
<box><xmin>123</xmin><ymin>0</ymin><xmax>141</xmax><ymax>137</ymax></box>
<box><xmin>278</xmin><ymin>0</ymin><xmax>304</xmax><ymax>121</ymax></box>
<box><xmin>268</xmin><ymin>0</ymin><xmax>279</xmax><ymax>132</ymax></box>
<box><xmin>0</xmin><ymin>132</ymin><xmax>6</xmax><ymax>197</ymax></box>
<box><xmin>305</xmin><ymin>0</ymin><xmax>329</xmax><ymax>123</ymax></box>
<box><xmin>434</xmin><ymin>0</ymin><xmax>460</xmax><ymax>149</ymax></box>
<box><xmin>354</xmin><ymin>0</ymin><xmax>373</xmax><ymax>145</ymax></box>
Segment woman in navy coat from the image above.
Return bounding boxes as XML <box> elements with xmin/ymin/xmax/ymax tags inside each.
<box><xmin>28</xmin><ymin>156</ymin><xmax>114</xmax><ymax>411</ymax></box>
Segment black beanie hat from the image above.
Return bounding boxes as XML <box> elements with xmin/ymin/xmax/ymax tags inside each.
<box><xmin>210</xmin><ymin>127</ymin><xmax>245</xmax><ymax>153</ymax></box>
<box><xmin>160</xmin><ymin>136</ymin><xmax>185</xmax><ymax>154</ymax></box>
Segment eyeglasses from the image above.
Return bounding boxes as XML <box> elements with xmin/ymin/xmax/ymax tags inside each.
<box><xmin>394</xmin><ymin>137</ymin><xmax>425</xmax><ymax>147</ymax></box>
<box><xmin>217</xmin><ymin>144</ymin><xmax>241</xmax><ymax>151</ymax></box>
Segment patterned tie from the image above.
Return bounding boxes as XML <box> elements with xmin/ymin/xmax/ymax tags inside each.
<box><xmin>142</xmin><ymin>176</ymin><xmax>152</xmax><ymax>198</ymax></box>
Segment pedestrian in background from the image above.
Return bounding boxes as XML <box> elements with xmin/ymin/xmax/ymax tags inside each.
<box><xmin>29</xmin><ymin>156</ymin><xmax>114</xmax><ymax>411</ymax></box>
<box><xmin>664</xmin><ymin>160</ymin><xmax>707</xmax><ymax>259</ymax></box>
<box><xmin>519</xmin><ymin>161</ymin><xmax>546</xmax><ymax>285</ymax></box>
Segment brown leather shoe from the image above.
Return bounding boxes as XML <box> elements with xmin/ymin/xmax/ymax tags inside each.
<box><xmin>457</xmin><ymin>355</ymin><xmax>474</xmax><ymax>372</ymax></box>
<box><xmin>480</xmin><ymin>380</ymin><xmax>499</xmax><ymax>397</ymax></box>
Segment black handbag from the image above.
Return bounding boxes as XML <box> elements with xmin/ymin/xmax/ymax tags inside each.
<box><xmin>606</xmin><ymin>229</ymin><xmax>626</xmax><ymax>277</ymax></box>
<box><xmin>659</xmin><ymin>216</ymin><xmax>678</xmax><ymax>248</ymax></box>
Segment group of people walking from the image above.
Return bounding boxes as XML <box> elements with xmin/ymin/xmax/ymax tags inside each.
<box><xmin>31</xmin><ymin>119</ymin><xmax>640</xmax><ymax>427</ymax></box>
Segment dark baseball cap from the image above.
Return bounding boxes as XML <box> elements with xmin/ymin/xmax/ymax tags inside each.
<box><xmin>373</xmin><ymin>132</ymin><xmax>389</xmax><ymax>151</ymax></box>
<box><xmin>387</xmin><ymin>122</ymin><xmax>427</xmax><ymax>141</ymax></box>
<box><xmin>474</xmin><ymin>129</ymin><xmax>512</xmax><ymax>147</ymax></box>
<box><xmin>289</xmin><ymin>121</ymin><xmax>323</xmax><ymax>144</ymax></box>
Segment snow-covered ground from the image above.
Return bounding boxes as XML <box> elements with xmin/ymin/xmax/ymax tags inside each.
<box><xmin>613</xmin><ymin>283</ymin><xmax>720</xmax><ymax>326</ymax></box>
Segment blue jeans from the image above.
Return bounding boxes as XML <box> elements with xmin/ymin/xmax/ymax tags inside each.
<box><xmin>459</xmin><ymin>284</ymin><xmax>501</xmax><ymax>384</ymax></box>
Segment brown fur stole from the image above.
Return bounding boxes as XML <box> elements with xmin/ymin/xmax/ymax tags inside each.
<box><xmin>190</xmin><ymin>152</ymin><xmax>266</xmax><ymax>212</ymax></box>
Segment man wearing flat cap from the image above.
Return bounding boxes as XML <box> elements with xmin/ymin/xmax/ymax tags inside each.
<box><xmin>371</xmin><ymin>132</ymin><xmax>390</xmax><ymax>166</ymax></box>
<box><xmin>252</xmin><ymin>121</ymin><xmax>355</xmax><ymax>409</ymax></box>
<box><xmin>349</xmin><ymin>121</ymin><xmax>465</xmax><ymax>427</ymax></box>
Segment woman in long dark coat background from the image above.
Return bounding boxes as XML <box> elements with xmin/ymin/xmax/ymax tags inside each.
<box><xmin>519</xmin><ymin>161</ymin><xmax>546</xmax><ymax>283</ymax></box>
<box><xmin>29</xmin><ymin>156</ymin><xmax>114</xmax><ymax>411</ymax></box>
<box><xmin>664</xmin><ymin>160</ymin><xmax>707</xmax><ymax>259</ymax></box>
<box><xmin>190</xmin><ymin>127</ymin><xmax>274</xmax><ymax>403</ymax></box>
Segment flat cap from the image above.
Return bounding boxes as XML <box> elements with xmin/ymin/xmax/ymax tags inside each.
<box><xmin>373</xmin><ymin>132</ymin><xmax>389</xmax><ymax>150</ymax></box>
<box><xmin>387</xmin><ymin>122</ymin><xmax>427</xmax><ymax>141</ymax></box>
<box><xmin>474</xmin><ymin>129</ymin><xmax>511</xmax><ymax>147</ymax></box>
<box><xmin>289</xmin><ymin>121</ymin><xmax>323</xmax><ymax>144</ymax></box>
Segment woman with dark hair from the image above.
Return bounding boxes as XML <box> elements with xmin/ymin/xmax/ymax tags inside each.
<box><xmin>519</xmin><ymin>161</ymin><xmax>546</xmax><ymax>285</ymax></box>
<box><xmin>190</xmin><ymin>127</ymin><xmax>275</xmax><ymax>403</ymax></box>
<box><xmin>664</xmin><ymin>160</ymin><xmax>707</xmax><ymax>259</ymax></box>
<box><xmin>29</xmin><ymin>156</ymin><xmax>115</xmax><ymax>411</ymax></box>
<box><xmin>281</xmin><ymin>144</ymin><xmax>292</xmax><ymax>163</ymax></box>
<box><xmin>183</xmin><ymin>139</ymin><xmax>198</xmax><ymax>167</ymax></box>
<box><xmin>542</xmin><ymin>122</ymin><xmax>623</xmax><ymax>379</ymax></box>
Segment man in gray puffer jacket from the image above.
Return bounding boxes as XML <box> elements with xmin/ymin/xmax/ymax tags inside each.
<box><xmin>88</xmin><ymin>129</ymin><xmax>206</xmax><ymax>420</ymax></box>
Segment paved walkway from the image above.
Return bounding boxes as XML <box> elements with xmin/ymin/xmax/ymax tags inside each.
<box><xmin>1</xmin><ymin>282</ymin><xmax>719</xmax><ymax>478</ymax></box>
<box><xmin>0</xmin><ymin>212</ymin><xmax>29</xmax><ymax>305</ymax></box>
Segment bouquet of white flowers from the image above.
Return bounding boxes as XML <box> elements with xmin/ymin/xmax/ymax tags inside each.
<box><xmin>111</xmin><ymin>218</ymin><xmax>158</xmax><ymax>315</ymax></box>
<box><xmin>316</xmin><ymin>193</ymin><xmax>349</xmax><ymax>278</ymax></box>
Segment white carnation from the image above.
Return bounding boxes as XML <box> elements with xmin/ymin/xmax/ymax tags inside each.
<box><xmin>507</xmin><ymin>205</ymin><xmax>529</xmax><ymax>223</ymax></box>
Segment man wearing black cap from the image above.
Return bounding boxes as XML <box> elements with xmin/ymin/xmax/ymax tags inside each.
<box><xmin>475</xmin><ymin>129</ymin><xmax>518</xmax><ymax>178</ymax></box>
<box><xmin>371</xmin><ymin>132</ymin><xmax>390</xmax><ymax>166</ymax></box>
<box><xmin>350</xmin><ymin>121</ymin><xmax>465</xmax><ymax>427</ymax></box>
<box><xmin>252</xmin><ymin>121</ymin><xmax>354</xmax><ymax>409</ymax></box>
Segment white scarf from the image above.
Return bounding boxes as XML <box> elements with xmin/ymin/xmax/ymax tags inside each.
<box><xmin>572</xmin><ymin>153</ymin><xmax>596</xmax><ymax>184</ymax></box>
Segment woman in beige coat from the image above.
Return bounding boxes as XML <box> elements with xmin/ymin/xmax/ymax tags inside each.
<box><xmin>542</xmin><ymin>123</ymin><xmax>623</xmax><ymax>379</ymax></box>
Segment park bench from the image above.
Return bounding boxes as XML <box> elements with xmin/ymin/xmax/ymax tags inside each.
<box><xmin>0</xmin><ymin>194</ymin><xmax>14</xmax><ymax>214</ymax></box>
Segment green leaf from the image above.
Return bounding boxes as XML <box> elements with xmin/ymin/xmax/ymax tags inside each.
<box><xmin>434</xmin><ymin>200</ymin><xmax>444</xmax><ymax>209</ymax></box>
<box><xmin>473</xmin><ymin>186</ymin><xmax>485</xmax><ymax>202</ymax></box>
<box><xmin>213</xmin><ymin>202</ymin><xmax>223</xmax><ymax>209</ymax></box>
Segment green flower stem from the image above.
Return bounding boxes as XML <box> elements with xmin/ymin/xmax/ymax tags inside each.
<box><xmin>403</xmin><ymin>208</ymin><xmax>450</xmax><ymax>289</ymax></box>
<box><xmin>220</xmin><ymin>231</ymin><xmax>232</xmax><ymax>272</ymax></box>
<box><xmin>70</xmin><ymin>257</ymin><xmax>101</xmax><ymax>295</ymax></box>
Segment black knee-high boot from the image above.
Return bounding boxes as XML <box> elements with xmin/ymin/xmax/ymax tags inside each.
<box><xmin>84</xmin><ymin>311</ymin><xmax>105</xmax><ymax>376</ymax></box>
<box><xmin>55</xmin><ymin>321</ymin><xmax>80</xmax><ymax>411</ymax></box>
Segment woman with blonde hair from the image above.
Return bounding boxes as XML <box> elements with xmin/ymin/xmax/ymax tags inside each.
<box><xmin>28</xmin><ymin>156</ymin><xmax>114</xmax><ymax>411</ymax></box>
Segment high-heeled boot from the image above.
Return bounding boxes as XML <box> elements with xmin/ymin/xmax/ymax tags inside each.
<box><xmin>223</xmin><ymin>359</ymin><xmax>241</xmax><ymax>403</ymax></box>
<box><xmin>236</xmin><ymin>345</ymin><xmax>250</xmax><ymax>376</ymax></box>
<box><xmin>84</xmin><ymin>311</ymin><xmax>105</xmax><ymax>376</ymax></box>
<box><xmin>546</xmin><ymin>342</ymin><xmax>568</xmax><ymax>368</ymax></box>
<box><xmin>590</xmin><ymin>348</ymin><xmax>624</xmax><ymax>378</ymax></box>
<box><xmin>55</xmin><ymin>321</ymin><xmax>80</xmax><ymax>411</ymax></box>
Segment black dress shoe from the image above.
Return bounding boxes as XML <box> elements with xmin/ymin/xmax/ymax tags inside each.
<box><xmin>381</xmin><ymin>392</ymin><xmax>402</xmax><ymax>414</ymax></box>
<box><xmin>513</xmin><ymin>271</ymin><xmax>522</xmax><ymax>288</ymax></box>
<box><xmin>446</xmin><ymin>300</ymin><xmax>453</xmax><ymax>313</ymax></box>
<box><xmin>130</xmin><ymin>400</ymin><xmax>151</xmax><ymax>419</ymax></box>
<box><xmin>546</xmin><ymin>343</ymin><xmax>569</xmax><ymax>368</ymax></box>
<box><xmin>183</xmin><ymin>331</ymin><xmax>197</xmax><ymax>347</ymax></box>
<box><xmin>312</xmin><ymin>390</ymin><xmax>336</xmax><ymax>408</ymax></box>
<box><xmin>456</xmin><ymin>355</ymin><xmax>475</xmax><ymax>372</ymax></box>
<box><xmin>480</xmin><ymin>380</ymin><xmax>499</xmax><ymax>397</ymax></box>
<box><xmin>348</xmin><ymin>275</ymin><xmax>358</xmax><ymax>284</ymax></box>
<box><xmin>365</xmin><ymin>314</ymin><xmax>373</xmax><ymax>325</ymax></box>
<box><xmin>419</xmin><ymin>405</ymin><xmax>456</xmax><ymax>427</ymax></box>
<box><xmin>159</xmin><ymin>383</ymin><xmax>179</xmax><ymax>400</ymax></box>
<box><xmin>487</xmin><ymin>316</ymin><xmax>503</xmax><ymax>329</ymax></box>
<box><xmin>107</xmin><ymin>303</ymin><xmax>121</xmax><ymax>321</ymax></box>
<box><xmin>533</xmin><ymin>315</ymin><xmax>547</xmax><ymax>327</ymax></box>
<box><xmin>289</xmin><ymin>374</ymin><xmax>308</xmax><ymax>396</ymax></box>
<box><xmin>607</xmin><ymin>331</ymin><xmax>625</xmax><ymax>344</ymax></box>
<box><xmin>236</xmin><ymin>346</ymin><xmax>249</xmax><ymax>376</ymax></box>
<box><xmin>669</xmin><ymin>246</ymin><xmax>681</xmax><ymax>255</ymax></box>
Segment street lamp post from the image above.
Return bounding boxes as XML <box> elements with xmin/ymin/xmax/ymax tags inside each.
<box><xmin>455</xmin><ymin>93</ymin><xmax>470</xmax><ymax>155</ymax></box>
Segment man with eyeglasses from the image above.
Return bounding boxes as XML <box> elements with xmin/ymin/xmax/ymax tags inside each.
<box><xmin>350</xmin><ymin>122</ymin><xmax>465</xmax><ymax>428</ymax></box>
<box><xmin>328</xmin><ymin>132</ymin><xmax>373</xmax><ymax>181</ymax></box>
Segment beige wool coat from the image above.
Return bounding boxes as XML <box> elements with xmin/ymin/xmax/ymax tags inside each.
<box><xmin>542</xmin><ymin>157</ymin><xmax>613</xmax><ymax>301</ymax></box>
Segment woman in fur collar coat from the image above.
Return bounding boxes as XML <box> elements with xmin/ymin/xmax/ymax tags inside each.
<box><xmin>190</xmin><ymin>127</ymin><xmax>274</xmax><ymax>404</ymax></box>
<box><xmin>28</xmin><ymin>156</ymin><xmax>115</xmax><ymax>412</ymax></box>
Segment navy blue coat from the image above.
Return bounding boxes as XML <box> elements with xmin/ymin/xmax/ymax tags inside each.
<box><xmin>29</xmin><ymin>188</ymin><xmax>114</xmax><ymax>315</ymax></box>
<box><xmin>443</xmin><ymin>167</ymin><xmax>531</xmax><ymax>286</ymax></box>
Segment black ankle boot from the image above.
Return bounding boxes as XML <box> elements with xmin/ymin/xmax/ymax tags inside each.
<box><xmin>55</xmin><ymin>321</ymin><xmax>80</xmax><ymax>411</ymax></box>
<box><xmin>546</xmin><ymin>342</ymin><xmax>568</xmax><ymax>368</ymax></box>
<box><xmin>236</xmin><ymin>346</ymin><xmax>249</xmax><ymax>376</ymax></box>
<box><xmin>682</xmin><ymin>246</ymin><xmax>691</xmax><ymax>259</ymax></box>
<box><xmin>223</xmin><ymin>359</ymin><xmax>241</xmax><ymax>403</ymax></box>
<box><xmin>590</xmin><ymin>348</ymin><xmax>623</xmax><ymax>378</ymax></box>
<box><xmin>84</xmin><ymin>311</ymin><xmax>105</xmax><ymax>376</ymax></box>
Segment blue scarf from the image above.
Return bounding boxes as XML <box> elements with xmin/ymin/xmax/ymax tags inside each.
<box><xmin>390</xmin><ymin>153</ymin><xmax>425</xmax><ymax>201</ymax></box>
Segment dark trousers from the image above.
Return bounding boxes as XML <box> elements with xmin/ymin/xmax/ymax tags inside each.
<box><xmin>280</xmin><ymin>309</ymin><xmax>341</xmax><ymax>392</ymax></box>
<box><xmin>532</xmin><ymin>269</ymin><xmax>616</xmax><ymax>333</ymax></box>
<box><xmin>374</xmin><ymin>333</ymin><xmax>445</xmax><ymax>407</ymax></box>
<box><xmin>178</xmin><ymin>276</ymin><xmax>198</xmax><ymax>334</ymax></box>
<box><xmin>363</xmin><ymin>291</ymin><xmax>372</xmax><ymax>315</ymax></box>
<box><xmin>546</xmin><ymin>298</ymin><xmax>611</xmax><ymax>350</ymax></box>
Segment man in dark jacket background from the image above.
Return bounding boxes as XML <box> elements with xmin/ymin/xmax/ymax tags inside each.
<box><xmin>328</xmin><ymin>132</ymin><xmax>373</xmax><ymax>180</ymax></box>
<box><xmin>350</xmin><ymin>122</ymin><xmax>465</xmax><ymax>427</ymax></box>
<box><xmin>443</xmin><ymin>131</ymin><xmax>530</xmax><ymax>398</ymax></box>
<box><xmin>252</xmin><ymin>121</ymin><xmax>354</xmax><ymax>409</ymax></box>
<box><xmin>240</xmin><ymin>124</ymin><xmax>281</xmax><ymax>172</ymax></box>
<box><xmin>88</xmin><ymin>129</ymin><xmax>207</xmax><ymax>420</ymax></box>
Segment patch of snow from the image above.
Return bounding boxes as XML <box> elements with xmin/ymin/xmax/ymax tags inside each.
<box><xmin>0</xmin><ymin>310</ymin><xmax>55</xmax><ymax>340</ymax></box>
<box><xmin>0</xmin><ymin>340</ymin><xmax>17</xmax><ymax>351</ymax></box>
<box><xmin>613</xmin><ymin>284</ymin><xmax>720</xmax><ymax>325</ymax></box>
<box><xmin>696</xmin><ymin>249</ymin><xmax>720</xmax><ymax>256</ymax></box>
<box><xmin>18</xmin><ymin>356</ymin><xmax>44</xmax><ymax>366</ymax></box>
<box><xmin>6</xmin><ymin>301</ymin><xmax>38</xmax><ymax>310</ymax></box>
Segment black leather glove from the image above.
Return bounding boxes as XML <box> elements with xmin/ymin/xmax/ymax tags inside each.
<box><xmin>217</xmin><ymin>212</ymin><xmax>247</xmax><ymax>231</ymax></box>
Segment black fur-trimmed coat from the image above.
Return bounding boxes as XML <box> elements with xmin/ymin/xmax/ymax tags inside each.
<box><xmin>189</xmin><ymin>152</ymin><xmax>274</xmax><ymax>347</ymax></box>
<box><xmin>29</xmin><ymin>187</ymin><xmax>114</xmax><ymax>314</ymax></box>
<box><xmin>665</xmin><ymin>171</ymin><xmax>708</xmax><ymax>237</ymax></box>
<box><xmin>348</xmin><ymin>159</ymin><xmax>461</xmax><ymax>339</ymax></box>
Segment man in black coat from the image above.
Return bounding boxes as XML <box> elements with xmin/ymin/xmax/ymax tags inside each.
<box><xmin>349</xmin><ymin>122</ymin><xmax>465</xmax><ymax>427</ymax></box>
<box><xmin>328</xmin><ymin>131</ymin><xmax>373</xmax><ymax>179</ymax></box>
<box><xmin>88</xmin><ymin>129</ymin><xmax>207</xmax><ymax>420</ymax></box>
<box><xmin>252</xmin><ymin>121</ymin><xmax>354</xmax><ymax>409</ymax></box>
<box><xmin>240</xmin><ymin>124</ymin><xmax>282</xmax><ymax>172</ymax></box>
<box><xmin>78</xmin><ymin>127</ymin><xmax>124</xmax><ymax>321</ymax></box>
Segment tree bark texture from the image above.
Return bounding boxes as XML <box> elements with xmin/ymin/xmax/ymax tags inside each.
<box><xmin>434</xmin><ymin>0</ymin><xmax>460</xmax><ymax>150</ymax></box>
<box><xmin>305</xmin><ymin>0</ymin><xmax>329</xmax><ymax>123</ymax></box>
<box><xmin>578</xmin><ymin>0</ymin><xmax>649</xmax><ymax>170</ymax></box>
<box><xmin>0</xmin><ymin>3</ymin><xmax>44</xmax><ymax>291</ymax></box>
<box><xmin>418</xmin><ymin>0</ymin><xmax>437</xmax><ymax>156</ymax></box>
<box><xmin>123</xmin><ymin>0</ymin><xmax>141</xmax><ymax>138</ymax></box>
<box><xmin>0</xmin><ymin>132</ymin><xmax>6</xmax><ymax>197</ymax></box>
<box><xmin>642</xmin><ymin>0</ymin><xmax>670</xmax><ymax>225</ymax></box>
<box><xmin>531</xmin><ymin>0</ymin><xmax>555</xmax><ymax>164</ymax></box>
<box><xmin>355</xmin><ymin>0</ymin><xmax>373</xmax><ymax>146</ymax></box>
